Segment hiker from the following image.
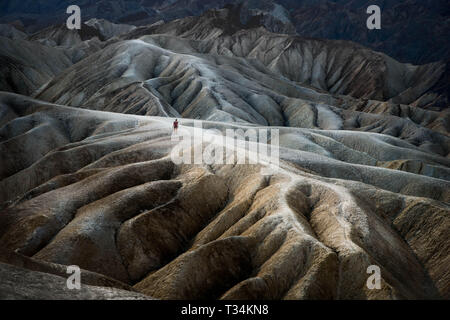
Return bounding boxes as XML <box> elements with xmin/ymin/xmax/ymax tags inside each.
<box><xmin>173</xmin><ymin>118</ymin><xmax>179</xmax><ymax>133</ymax></box>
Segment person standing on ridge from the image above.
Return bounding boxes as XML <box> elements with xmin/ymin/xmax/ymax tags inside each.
<box><xmin>173</xmin><ymin>118</ymin><xmax>179</xmax><ymax>133</ymax></box>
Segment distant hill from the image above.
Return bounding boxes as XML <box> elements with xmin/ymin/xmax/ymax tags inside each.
<box><xmin>0</xmin><ymin>0</ymin><xmax>448</xmax><ymax>64</ymax></box>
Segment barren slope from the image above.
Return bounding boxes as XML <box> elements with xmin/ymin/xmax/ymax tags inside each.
<box><xmin>33</xmin><ymin>34</ymin><xmax>450</xmax><ymax>155</ymax></box>
<box><xmin>0</xmin><ymin>93</ymin><xmax>448</xmax><ymax>299</ymax></box>
<box><xmin>120</xmin><ymin>7</ymin><xmax>448</xmax><ymax>108</ymax></box>
<box><xmin>0</xmin><ymin>36</ymin><xmax>73</xmax><ymax>96</ymax></box>
<box><xmin>0</xmin><ymin>5</ymin><xmax>448</xmax><ymax>301</ymax></box>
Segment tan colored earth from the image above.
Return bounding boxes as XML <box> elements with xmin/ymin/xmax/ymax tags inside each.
<box><xmin>0</xmin><ymin>7</ymin><xmax>448</xmax><ymax>300</ymax></box>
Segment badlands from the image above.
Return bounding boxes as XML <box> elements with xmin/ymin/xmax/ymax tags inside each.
<box><xmin>0</xmin><ymin>5</ymin><xmax>448</xmax><ymax>300</ymax></box>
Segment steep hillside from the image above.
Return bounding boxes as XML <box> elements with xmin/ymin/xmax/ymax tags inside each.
<box><xmin>0</xmin><ymin>2</ymin><xmax>448</xmax><ymax>301</ymax></box>
<box><xmin>120</xmin><ymin>7</ymin><xmax>448</xmax><ymax>109</ymax></box>
<box><xmin>0</xmin><ymin>36</ymin><xmax>73</xmax><ymax>95</ymax></box>
<box><xmin>1</xmin><ymin>0</ymin><xmax>448</xmax><ymax>65</ymax></box>
<box><xmin>0</xmin><ymin>93</ymin><xmax>448</xmax><ymax>299</ymax></box>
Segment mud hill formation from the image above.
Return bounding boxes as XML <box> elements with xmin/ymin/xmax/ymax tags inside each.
<box><xmin>0</xmin><ymin>5</ymin><xmax>449</xmax><ymax>300</ymax></box>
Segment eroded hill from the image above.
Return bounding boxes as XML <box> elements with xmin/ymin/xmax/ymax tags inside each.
<box><xmin>0</xmin><ymin>5</ymin><xmax>448</xmax><ymax>300</ymax></box>
<box><xmin>0</xmin><ymin>93</ymin><xmax>448</xmax><ymax>299</ymax></box>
